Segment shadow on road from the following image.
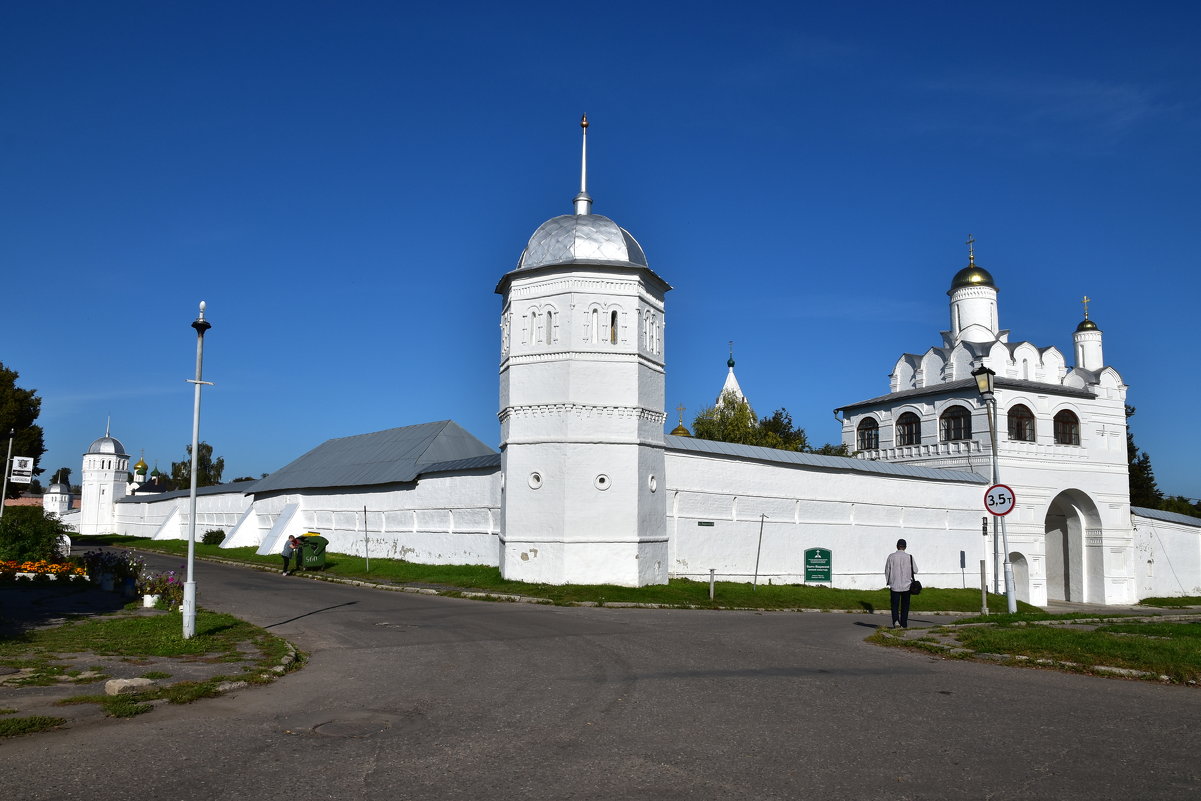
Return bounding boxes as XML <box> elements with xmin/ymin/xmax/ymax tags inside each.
<box><xmin>265</xmin><ymin>601</ymin><xmax>357</xmax><ymax>628</ymax></box>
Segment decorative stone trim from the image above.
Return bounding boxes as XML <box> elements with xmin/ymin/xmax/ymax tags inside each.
<box><xmin>500</xmin><ymin>403</ymin><xmax>667</xmax><ymax>425</ymax></box>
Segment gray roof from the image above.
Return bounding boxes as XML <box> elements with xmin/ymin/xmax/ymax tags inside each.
<box><xmin>1132</xmin><ymin>506</ymin><xmax>1201</xmax><ymax>529</ymax></box>
<box><xmin>249</xmin><ymin>421</ymin><xmax>498</xmax><ymax>494</ymax></box>
<box><xmin>664</xmin><ymin>434</ymin><xmax>989</xmax><ymax>485</ymax></box>
<box><xmin>116</xmin><ymin>480</ymin><xmax>259</xmax><ymax>504</ymax></box>
<box><xmin>837</xmin><ymin>377</ymin><xmax>1094</xmax><ymax>413</ymax></box>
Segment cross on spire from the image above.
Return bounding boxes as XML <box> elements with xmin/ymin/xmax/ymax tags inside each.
<box><xmin>965</xmin><ymin>234</ymin><xmax>976</xmax><ymax>264</ymax></box>
<box><xmin>1081</xmin><ymin>295</ymin><xmax>1091</xmax><ymax>319</ymax></box>
<box><xmin>676</xmin><ymin>404</ymin><xmax>686</xmax><ymax>425</ymax></box>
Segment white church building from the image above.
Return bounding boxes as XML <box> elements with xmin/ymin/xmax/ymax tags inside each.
<box><xmin>61</xmin><ymin>122</ymin><xmax>1201</xmax><ymax>606</ymax></box>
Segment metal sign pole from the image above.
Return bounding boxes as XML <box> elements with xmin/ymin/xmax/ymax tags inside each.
<box><xmin>0</xmin><ymin>430</ymin><xmax>13</xmax><ymax>521</ymax></box>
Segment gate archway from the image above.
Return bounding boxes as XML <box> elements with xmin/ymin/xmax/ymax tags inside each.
<box><xmin>1044</xmin><ymin>490</ymin><xmax>1102</xmax><ymax>603</ymax></box>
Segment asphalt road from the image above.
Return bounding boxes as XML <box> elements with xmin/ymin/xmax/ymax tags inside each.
<box><xmin>3</xmin><ymin>554</ymin><xmax>1199</xmax><ymax>800</ymax></box>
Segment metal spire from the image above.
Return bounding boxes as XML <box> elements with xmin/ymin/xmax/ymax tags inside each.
<box><xmin>573</xmin><ymin>113</ymin><xmax>592</xmax><ymax>215</ymax></box>
<box><xmin>966</xmin><ymin>234</ymin><xmax>976</xmax><ymax>265</ymax></box>
<box><xmin>1081</xmin><ymin>295</ymin><xmax>1091</xmax><ymax>319</ymax></box>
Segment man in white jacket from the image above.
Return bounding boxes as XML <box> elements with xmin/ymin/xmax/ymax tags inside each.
<box><xmin>884</xmin><ymin>539</ymin><xmax>918</xmax><ymax>629</ymax></box>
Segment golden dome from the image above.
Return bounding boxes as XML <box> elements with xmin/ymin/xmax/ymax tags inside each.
<box><xmin>1075</xmin><ymin>318</ymin><xmax>1099</xmax><ymax>332</ymax></box>
<box><xmin>670</xmin><ymin>423</ymin><xmax>692</xmax><ymax>437</ymax></box>
<box><xmin>949</xmin><ymin>263</ymin><xmax>996</xmax><ymax>292</ymax></box>
<box><xmin>134</xmin><ymin>457</ymin><xmax>148</xmax><ymax>472</ymax></box>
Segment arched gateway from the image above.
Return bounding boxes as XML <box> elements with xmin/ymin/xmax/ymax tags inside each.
<box><xmin>1044</xmin><ymin>489</ymin><xmax>1105</xmax><ymax>603</ymax></box>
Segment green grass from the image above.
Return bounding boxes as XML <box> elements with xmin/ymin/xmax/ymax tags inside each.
<box><xmin>1139</xmin><ymin>596</ymin><xmax>1201</xmax><ymax>608</ymax></box>
<box><xmin>879</xmin><ymin>617</ymin><xmax>1201</xmax><ymax>684</ymax></box>
<box><xmin>0</xmin><ymin>611</ymin><xmax>266</xmax><ymax>661</ymax></box>
<box><xmin>0</xmin><ymin>715</ymin><xmax>67</xmax><ymax>737</ymax></box>
<box><xmin>84</xmin><ymin>534</ymin><xmax>1036</xmax><ymax>613</ymax></box>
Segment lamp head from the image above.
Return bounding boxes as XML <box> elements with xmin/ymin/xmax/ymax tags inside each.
<box><xmin>971</xmin><ymin>364</ymin><xmax>995</xmax><ymax>397</ymax></box>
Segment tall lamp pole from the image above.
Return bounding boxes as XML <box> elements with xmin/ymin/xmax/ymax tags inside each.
<box><xmin>182</xmin><ymin>302</ymin><xmax>213</xmax><ymax>639</ymax></box>
<box><xmin>972</xmin><ymin>365</ymin><xmax>1017</xmax><ymax>613</ymax></box>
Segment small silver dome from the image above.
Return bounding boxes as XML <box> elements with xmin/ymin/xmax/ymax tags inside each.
<box><xmin>87</xmin><ymin>435</ymin><xmax>127</xmax><ymax>456</ymax></box>
<box><xmin>518</xmin><ymin>214</ymin><xmax>648</xmax><ymax>271</ymax></box>
<box><xmin>48</xmin><ymin>483</ymin><xmax>70</xmax><ymax>494</ymax></box>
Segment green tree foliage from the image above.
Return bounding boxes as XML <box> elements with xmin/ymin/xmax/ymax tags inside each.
<box><xmin>170</xmin><ymin>442</ymin><xmax>225</xmax><ymax>488</ymax></box>
<box><xmin>1161</xmin><ymin>496</ymin><xmax>1201</xmax><ymax>517</ymax></box>
<box><xmin>0</xmin><ymin>507</ymin><xmax>70</xmax><ymax>561</ymax></box>
<box><xmin>1125</xmin><ymin>405</ymin><xmax>1164</xmax><ymax>509</ymax></box>
<box><xmin>51</xmin><ymin>467</ymin><xmax>71</xmax><ymax>486</ymax></box>
<box><xmin>0</xmin><ymin>362</ymin><xmax>46</xmax><ymax>499</ymax></box>
<box><xmin>692</xmin><ymin>391</ymin><xmax>848</xmax><ymax>454</ymax></box>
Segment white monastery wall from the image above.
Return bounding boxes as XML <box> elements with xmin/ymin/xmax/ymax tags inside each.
<box><xmin>664</xmin><ymin>450</ymin><xmax>988</xmax><ymax>590</ymax></box>
<box><xmin>1132</xmin><ymin>514</ymin><xmax>1201</xmax><ymax>600</ymax></box>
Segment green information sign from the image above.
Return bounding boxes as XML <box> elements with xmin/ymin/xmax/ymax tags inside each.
<box><xmin>804</xmin><ymin>547</ymin><xmax>832</xmax><ymax>583</ymax></box>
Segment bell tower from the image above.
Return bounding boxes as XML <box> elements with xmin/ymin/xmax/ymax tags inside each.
<box><xmin>496</xmin><ymin>116</ymin><xmax>671</xmax><ymax>586</ymax></box>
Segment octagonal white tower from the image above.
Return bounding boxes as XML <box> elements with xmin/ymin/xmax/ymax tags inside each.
<box><xmin>78</xmin><ymin>424</ymin><xmax>129</xmax><ymax>535</ymax></box>
<box><xmin>496</xmin><ymin>116</ymin><xmax>671</xmax><ymax>586</ymax></box>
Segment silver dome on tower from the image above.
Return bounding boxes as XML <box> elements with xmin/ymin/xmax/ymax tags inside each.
<box><xmin>513</xmin><ymin>114</ymin><xmax>650</xmax><ymax>272</ymax></box>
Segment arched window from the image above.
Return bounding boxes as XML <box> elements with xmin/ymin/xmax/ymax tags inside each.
<box><xmin>939</xmin><ymin>406</ymin><xmax>972</xmax><ymax>441</ymax></box>
<box><xmin>544</xmin><ymin>309</ymin><xmax>554</xmax><ymax>344</ymax></box>
<box><xmin>1008</xmin><ymin>404</ymin><xmax>1035</xmax><ymax>442</ymax></box>
<box><xmin>528</xmin><ymin>311</ymin><xmax>537</xmax><ymax>346</ymax></box>
<box><xmin>591</xmin><ymin>309</ymin><xmax>599</xmax><ymax>344</ymax></box>
<box><xmin>857</xmin><ymin>418</ymin><xmax>879</xmax><ymax>451</ymax></box>
<box><xmin>610</xmin><ymin>310</ymin><xmax>618</xmax><ymax>345</ymax></box>
<box><xmin>896</xmin><ymin>412</ymin><xmax>922</xmax><ymax>446</ymax></box>
<box><xmin>1054</xmin><ymin>410</ymin><xmax>1080</xmax><ymax>445</ymax></box>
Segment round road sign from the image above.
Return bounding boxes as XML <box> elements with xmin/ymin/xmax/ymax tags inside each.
<box><xmin>984</xmin><ymin>483</ymin><xmax>1016</xmax><ymax>516</ymax></box>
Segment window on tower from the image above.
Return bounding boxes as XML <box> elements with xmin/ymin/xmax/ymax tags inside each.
<box><xmin>856</xmin><ymin>418</ymin><xmax>879</xmax><ymax>451</ymax></box>
<box><xmin>1054</xmin><ymin>410</ymin><xmax>1080</xmax><ymax>445</ymax></box>
<box><xmin>896</xmin><ymin>412</ymin><xmax>922</xmax><ymax>446</ymax></box>
<box><xmin>610</xmin><ymin>310</ymin><xmax>618</xmax><ymax>345</ymax></box>
<box><xmin>939</xmin><ymin>406</ymin><xmax>972</xmax><ymax>441</ymax></box>
<box><xmin>1008</xmin><ymin>404</ymin><xmax>1036</xmax><ymax>442</ymax></box>
<box><xmin>591</xmin><ymin>308</ymin><xmax>599</xmax><ymax>344</ymax></box>
<box><xmin>544</xmin><ymin>309</ymin><xmax>554</xmax><ymax>345</ymax></box>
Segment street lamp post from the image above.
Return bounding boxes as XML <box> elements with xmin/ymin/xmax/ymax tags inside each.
<box><xmin>182</xmin><ymin>302</ymin><xmax>213</xmax><ymax>639</ymax></box>
<box><xmin>971</xmin><ymin>365</ymin><xmax>1017</xmax><ymax>613</ymax></box>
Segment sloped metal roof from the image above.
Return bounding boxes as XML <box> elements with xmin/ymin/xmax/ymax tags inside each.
<box><xmin>664</xmin><ymin>435</ymin><xmax>988</xmax><ymax>484</ymax></box>
<box><xmin>115</xmin><ymin>480</ymin><xmax>259</xmax><ymax>504</ymax></box>
<box><xmin>1132</xmin><ymin>506</ymin><xmax>1201</xmax><ymax>529</ymax></box>
<box><xmin>249</xmin><ymin>420</ymin><xmax>498</xmax><ymax>494</ymax></box>
<box><xmin>837</xmin><ymin>377</ymin><xmax>1094</xmax><ymax>413</ymax></box>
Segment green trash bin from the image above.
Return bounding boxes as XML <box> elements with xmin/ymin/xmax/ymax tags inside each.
<box><xmin>298</xmin><ymin>534</ymin><xmax>328</xmax><ymax>570</ymax></box>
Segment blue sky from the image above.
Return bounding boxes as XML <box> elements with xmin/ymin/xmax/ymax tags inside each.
<box><xmin>3</xmin><ymin>2</ymin><xmax>1199</xmax><ymax>498</ymax></box>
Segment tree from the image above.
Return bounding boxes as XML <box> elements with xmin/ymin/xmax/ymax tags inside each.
<box><xmin>691</xmin><ymin>392</ymin><xmax>848</xmax><ymax>454</ymax></box>
<box><xmin>170</xmin><ymin>441</ymin><xmax>225</xmax><ymax>488</ymax></box>
<box><xmin>0</xmin><ymin>362</ymin><xmax>46</xmax><ymax>499</ymax></box>
<box><xmin>1161</xmin><ymin>496</ymin><xmax>1201</xmax><ymax>517</ymax></box>
<box><xmin>692</xmin><ymin>391</ymin><xmax>761</xmax><ymax>446</ymax></box>
<box><xmin>51</xmin><ymin>467</ymin><xmax>71</xmax><ymax>486</ymax></box>
<box><xmin>0</xmin><ymin>506</ymin><xmax>70</xmax><ymax>561</ymax></box>
<box><xmin>1125</xmin><ymin>405</ymin><xmax>1164</xmax><ymax>509</ymax></box>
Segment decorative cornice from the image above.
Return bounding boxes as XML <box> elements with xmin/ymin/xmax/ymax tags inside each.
<box><xmin>501</xmin><ymin>351</ymin><xmax>665</xmax><ymax>370</ymax></box>
<box><xmin>499</xmin><ymin>403</ymin><xmax>667</xmax><ymax>425</ymax></box>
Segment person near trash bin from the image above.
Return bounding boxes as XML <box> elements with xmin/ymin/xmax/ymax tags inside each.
<box><xmin>884</xmin><ymin>538</ymin><xmax>917</xmax><ymax>629</ymax></box>
<box><xmin>281</xmin><ymin>535</ymin><xmax>304</xmax><ymax>575</ymax></box>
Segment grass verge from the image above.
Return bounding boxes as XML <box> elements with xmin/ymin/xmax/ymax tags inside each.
<box><xmin>1139</xmin><ymin>596</ymin><xmax>1201</xmax><ymax>608</ymax></box>
<box><xmin>875</xmin><ymin>615</ymin><xmax>1201</xmax><ymax>684</ymax></box>
<box><xmin>84</xmin><ymin>534</ymin><xmax>1037</xmax><ymax>613</ymax></box>
<box><xmin>0</xmin><ymin>715</ymin><xmax>67</xmax><ymax>737</ymax></box>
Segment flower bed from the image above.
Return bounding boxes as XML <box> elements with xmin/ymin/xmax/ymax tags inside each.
<box><xmin>0</xmin><ymin>559</ymin><xmax>88</xmax><ymax>581</ymax></box>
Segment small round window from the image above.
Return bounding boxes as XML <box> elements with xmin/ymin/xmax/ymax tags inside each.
<box><xmin>648</xmin><ymin>475</ymin><xmax>658</xmax><ymax>493</ymax></box>
<box><xmin>594</xmin><ymin>474</ymin><xmax>611</xmax><ymax>491</ymax></box>
<box><xmin>528</xmin><ymin>472</ymin><xmax>543</xmax><ymax>489</ymax></box>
